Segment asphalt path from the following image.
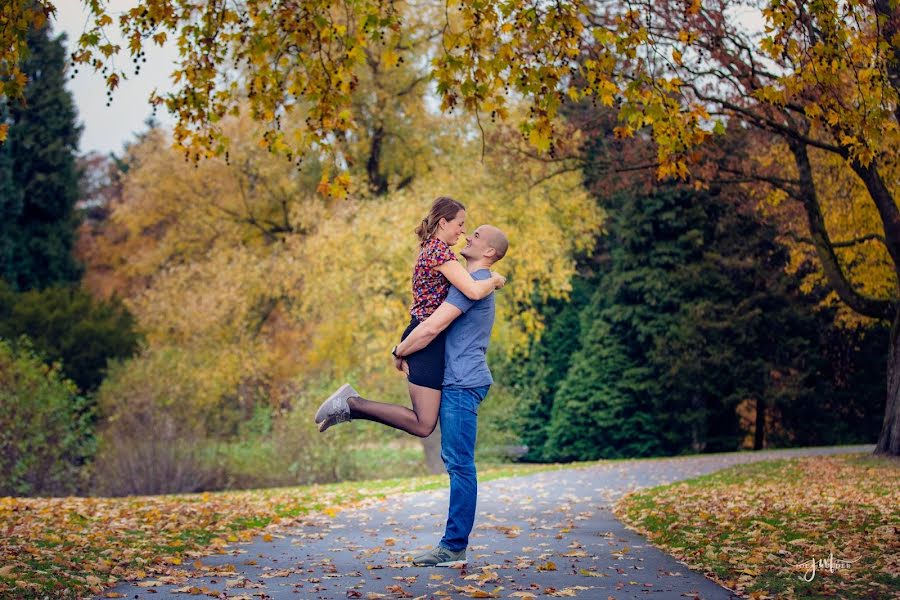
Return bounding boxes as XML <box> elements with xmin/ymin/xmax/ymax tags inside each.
<box><xmin>100</xmin><ymin>444</ymin><xmax>874</xmax><ymax>600</ymax></box>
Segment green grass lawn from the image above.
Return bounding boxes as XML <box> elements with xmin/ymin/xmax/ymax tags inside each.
<box><xmin>614</xmin><ymin>453</ymin><xmax>899</xmax><ymax>600</ymax></box>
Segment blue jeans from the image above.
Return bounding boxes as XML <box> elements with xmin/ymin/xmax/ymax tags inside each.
<box><xmin>438</xmin><ymin>385</ymin><xmax>490</xmax><ymax>552</ymax></box>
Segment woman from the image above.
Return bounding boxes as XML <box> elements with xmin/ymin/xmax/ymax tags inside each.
<box><xmin>314</xmin><ymin>196</ymin><xmax>505</xmax><ymax>435</ymax></box>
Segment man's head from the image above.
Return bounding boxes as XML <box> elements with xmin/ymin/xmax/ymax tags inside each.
<box><xmin>460</xmin><ymin>225</ymin><xmax>509</xmax><ymax>266</ymax></box>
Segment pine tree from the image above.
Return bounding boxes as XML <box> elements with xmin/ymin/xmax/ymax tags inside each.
<box><xmin>541</xmin><ymin>187</ymin><xmax>822</xmax><ymax>459</ymax></box>
<box><xmin>507</xmin><ymin>279</ymin><xmax>591</xmax><ymax>461</ymax></box>
<box><xmin>0</xmin><ymin>24</ymin><xmax>82</xmax><ymax>290</ymax></box>
<box><xmin>0</xmin><ymin>104</ymin><xmax>22</xmax><ymax>282</ymax></box>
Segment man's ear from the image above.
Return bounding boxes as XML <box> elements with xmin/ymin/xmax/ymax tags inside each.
<box><xmin>484</xmin><ymin>247</ymin><xmax>497</xmax><ymax>259</ymax></box>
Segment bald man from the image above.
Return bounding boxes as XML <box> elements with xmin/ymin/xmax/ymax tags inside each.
<box><xmin>393</xmin><ymin>224</ymin><xmax>509</xmax><ymax>567</ymax></box>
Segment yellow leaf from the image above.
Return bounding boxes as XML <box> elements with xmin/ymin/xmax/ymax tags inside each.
<box><xmin>382</xmin><ymin>50</ymin><xmax>398</xmax><ymax>69</ymax></box>
<box><xmin>528</xmin><ymin>124</ymin><xmax>552</xmax><ymax>153</ymax></box>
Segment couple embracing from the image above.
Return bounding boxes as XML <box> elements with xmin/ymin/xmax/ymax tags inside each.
<box><xmin>313</xmin><ymin>196</ymin><xmax>510</xmax><ymax>567</ymax></box>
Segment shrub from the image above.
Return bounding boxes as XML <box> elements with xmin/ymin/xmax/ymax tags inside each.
<box><xmin>0</xmin><ymin>338</ymin><xmax>94</xmax><ymax>496</ymax></box>
<box><xmin>91</xmin><ymin>346</ymin><xmax>234</xmax><ymax>496</ymax></box>
<box><xmin>0</xmin><ymin>280</ymin><xmax>141</xmax><ymax>392</ymax></box>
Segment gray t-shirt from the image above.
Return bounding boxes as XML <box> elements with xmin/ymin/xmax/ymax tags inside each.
<box><xmin>443</xmin><ymin>269</ymin><xmax>495</xmax><ymax>388</ymax></box>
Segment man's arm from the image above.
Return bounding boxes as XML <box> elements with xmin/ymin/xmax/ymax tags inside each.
<box><xmin>395</xmin><ymin>302</ymin><xmax>463</xmax><ymax>357</ymax></box>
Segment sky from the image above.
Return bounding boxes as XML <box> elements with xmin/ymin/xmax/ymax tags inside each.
<box><xmin>54</xmin><ymin>1</ymin><xmax>177</xmax><ymax>156</ymax></box>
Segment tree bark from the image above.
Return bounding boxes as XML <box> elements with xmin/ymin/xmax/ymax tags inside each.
<box><xmin>875</xmin><ymin>307</ymin><xmax>900</xmax><ymax>456</ymax></box>
<box><xmin>366</xmin><ymin>125</ymin><xmax>388</xmax><ymax>196</ymax></box>
<box><xmin>787</xmin><ymin>139</ymin><xmax>900</xmax><ymax>456</ymax></box>
<box><xmin>754</xmin><ymin>397</ymin><xmax>765</xmax><ymax>451</ymax></box>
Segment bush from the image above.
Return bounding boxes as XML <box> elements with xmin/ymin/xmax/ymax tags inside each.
<box><xmin>91</xmin><ymin>346</ymin><xmax>233</xmax><ymax>496</ymax></box>
<box><xmin>0</xmin><ymin>280</ymin><xmax>141</xmax><ymax>392</ymax></box>
<box><xmin>0</xmin><ymin>338</ymin><xmax>94</xmax><ymax>496</ymax></box>
<box><xmin>93</xmin><ymin>349</ymin><xmax>368</xmax><ymax>495</ymax></box>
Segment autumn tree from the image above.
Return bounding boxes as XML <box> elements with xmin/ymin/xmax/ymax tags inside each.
<box><xmin>76</xmin><ymin>108</ymin><xmax>602</xmax><ymax>490</ymax></box>
<box><xmin>627</xmin><ymin>0</ymin><xmax>900</xmax><ymax>455</ymax></box>
<box><xmin>5</xmin><ymin>0</ymin><xmax>898</xmax><ymax>453</ymax></box>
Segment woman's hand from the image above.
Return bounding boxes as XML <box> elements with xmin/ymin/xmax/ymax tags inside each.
<box><xmin>394</xmin><ymin>356</ymin><xmax>409</xmax><ymax>376</ymax></box>
<box><xmin>490</xmin><ymin>271</ymin><xmax>507</xmax><ymax>289</ymax></box>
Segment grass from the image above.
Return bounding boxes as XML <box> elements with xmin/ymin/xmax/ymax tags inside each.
<box><xmin>613</xmin><ymin>452</ymin><xmax>899</xmax><ymax>600</ymax></box>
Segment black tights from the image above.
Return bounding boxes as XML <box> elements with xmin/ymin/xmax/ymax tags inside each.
<box><xmin>347</xmin><ymin>382</ymin><xmax>441</xmax><ymax>438</ymax></box>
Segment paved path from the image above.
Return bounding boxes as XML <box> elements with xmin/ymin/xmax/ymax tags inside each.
<box><xmin>102</xmin><ymin>445</ymin><xmax>874</xmax><ymax>600</ymax></box>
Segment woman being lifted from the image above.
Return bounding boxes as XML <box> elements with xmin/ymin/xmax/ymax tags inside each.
<box><xmin>314</xmin><ymin>196</ymin><xmax>505</xmax><ymax>435</ymax></box>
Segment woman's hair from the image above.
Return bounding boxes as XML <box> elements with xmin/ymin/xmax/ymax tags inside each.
<box><xmin>415</xmin><ymin>196</ymin><xmax>466</xmax><ymax>245</ymax></box>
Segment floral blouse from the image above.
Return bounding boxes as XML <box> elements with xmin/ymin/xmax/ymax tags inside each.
<box><xmin>409</xmin><ymin>237</ymin><xmax>457</xmax><ymax>321</ymax></box>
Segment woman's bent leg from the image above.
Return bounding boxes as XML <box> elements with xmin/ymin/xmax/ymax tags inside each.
<box><xmin>347</xmin><ymin>383</ymin><xmax>440</xmax><ymax>438</ymax></box>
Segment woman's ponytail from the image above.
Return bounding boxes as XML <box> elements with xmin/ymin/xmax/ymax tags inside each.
<box><xmin>416</xmin><ymin>197</ymin><xmax>465</xmax><ymax>245</ymax></box>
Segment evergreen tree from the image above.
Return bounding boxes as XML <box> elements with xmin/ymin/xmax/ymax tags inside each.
<box><xmin>0</xmin><ymin>281</ymin><xmax>142</xmax><ymax>393</ymax></box>
<box><xmin>507</xmin><ymin>279</ymin><xmax>591</xmax><ymax>461</ymax></box>
<box><xmin>541</xmin><ymin>187</ymin><xmax>821</xmax><ymax>460</ymax></box>
<box><xmin>0</xmin><ymin>105</ymin><xmax>22</xmax><ymax>281</ymax></box>
<box><xmin>0</xmin><ymin>24</ymin><xmax>82</xmax><ymax>290</ymax></box>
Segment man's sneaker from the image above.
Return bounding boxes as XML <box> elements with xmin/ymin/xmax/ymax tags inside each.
<box><xmin>411</xmin><ymin>545</ymin><xmax>467</xmax><ymax>567</ymax></box>
<box><xmin>315</xmin><ymin>383</ymin><xmax>358</xmax><ymax>432</ymax></box>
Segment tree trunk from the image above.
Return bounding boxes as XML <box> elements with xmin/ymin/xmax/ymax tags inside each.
<box><xmin>875</xmin><ymin>308</ymin><xmax>900</xmax><ymax>456</ymax></box>
<box><xmin>754</xmin><ymin>397</ymin><xmax>765</xmax><ymax>451</ymax></box>
<box><xmin>366</xmin><ymin>125</ymin><xmax>388</xmax><ymax>196</ymax></box>
<box><xmin>422</xmin><ymin>423</ymin><xmax>445</xmax><ymax>474</ymax></box>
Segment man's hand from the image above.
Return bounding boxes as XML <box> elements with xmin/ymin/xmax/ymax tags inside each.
<box><xmin>395</xmin><ymin>302</ymin><xmax>463</xmax><ymax>357</ymax></box>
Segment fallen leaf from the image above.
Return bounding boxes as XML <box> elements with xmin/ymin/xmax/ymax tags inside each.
<box><xmin>385</xmin><ymin>584</ymin><xmax>413</xmax><ymax>598</ymax></box>
<box><xmin>578</xmin><ymin>569</ymin><xmax>605</xmax><ymax>577</ymax></box>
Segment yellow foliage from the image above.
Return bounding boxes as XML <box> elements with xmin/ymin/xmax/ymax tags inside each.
<box><xmin>753</xmin><ymin>139</ymin><xmax>898</xmax><ymax>326</ymax></box>
<box><xmin>88</xmin><ymin>113</ymin><xmax>602</xmax><ymax>411</ymax></box>
<box><xmin>293</xmin><ymin>158</ymin><xmax>601</xmax><ymax>378</ymax></box>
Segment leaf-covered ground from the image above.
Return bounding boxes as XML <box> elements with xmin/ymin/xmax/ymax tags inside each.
<box><xmin>614</xmin><ymin>454</ymin><xmax>899</xmax><ymax>600</ymax></box>
<box><xmin>0</xmin><ymin>463</ymin><xmax>561</xmax><ymax>599</ymax></box>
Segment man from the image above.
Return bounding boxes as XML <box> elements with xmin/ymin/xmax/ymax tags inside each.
<box><xmin>392</xmin><ymin>224</ymin><xmax>510</xmax><ymax>567</ymax></box>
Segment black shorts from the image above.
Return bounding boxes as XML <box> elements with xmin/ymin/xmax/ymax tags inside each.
<box><xmin>400</xmin><ymin>316</ymin><xmax>446</xmax><ymax>390</ymax></box>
